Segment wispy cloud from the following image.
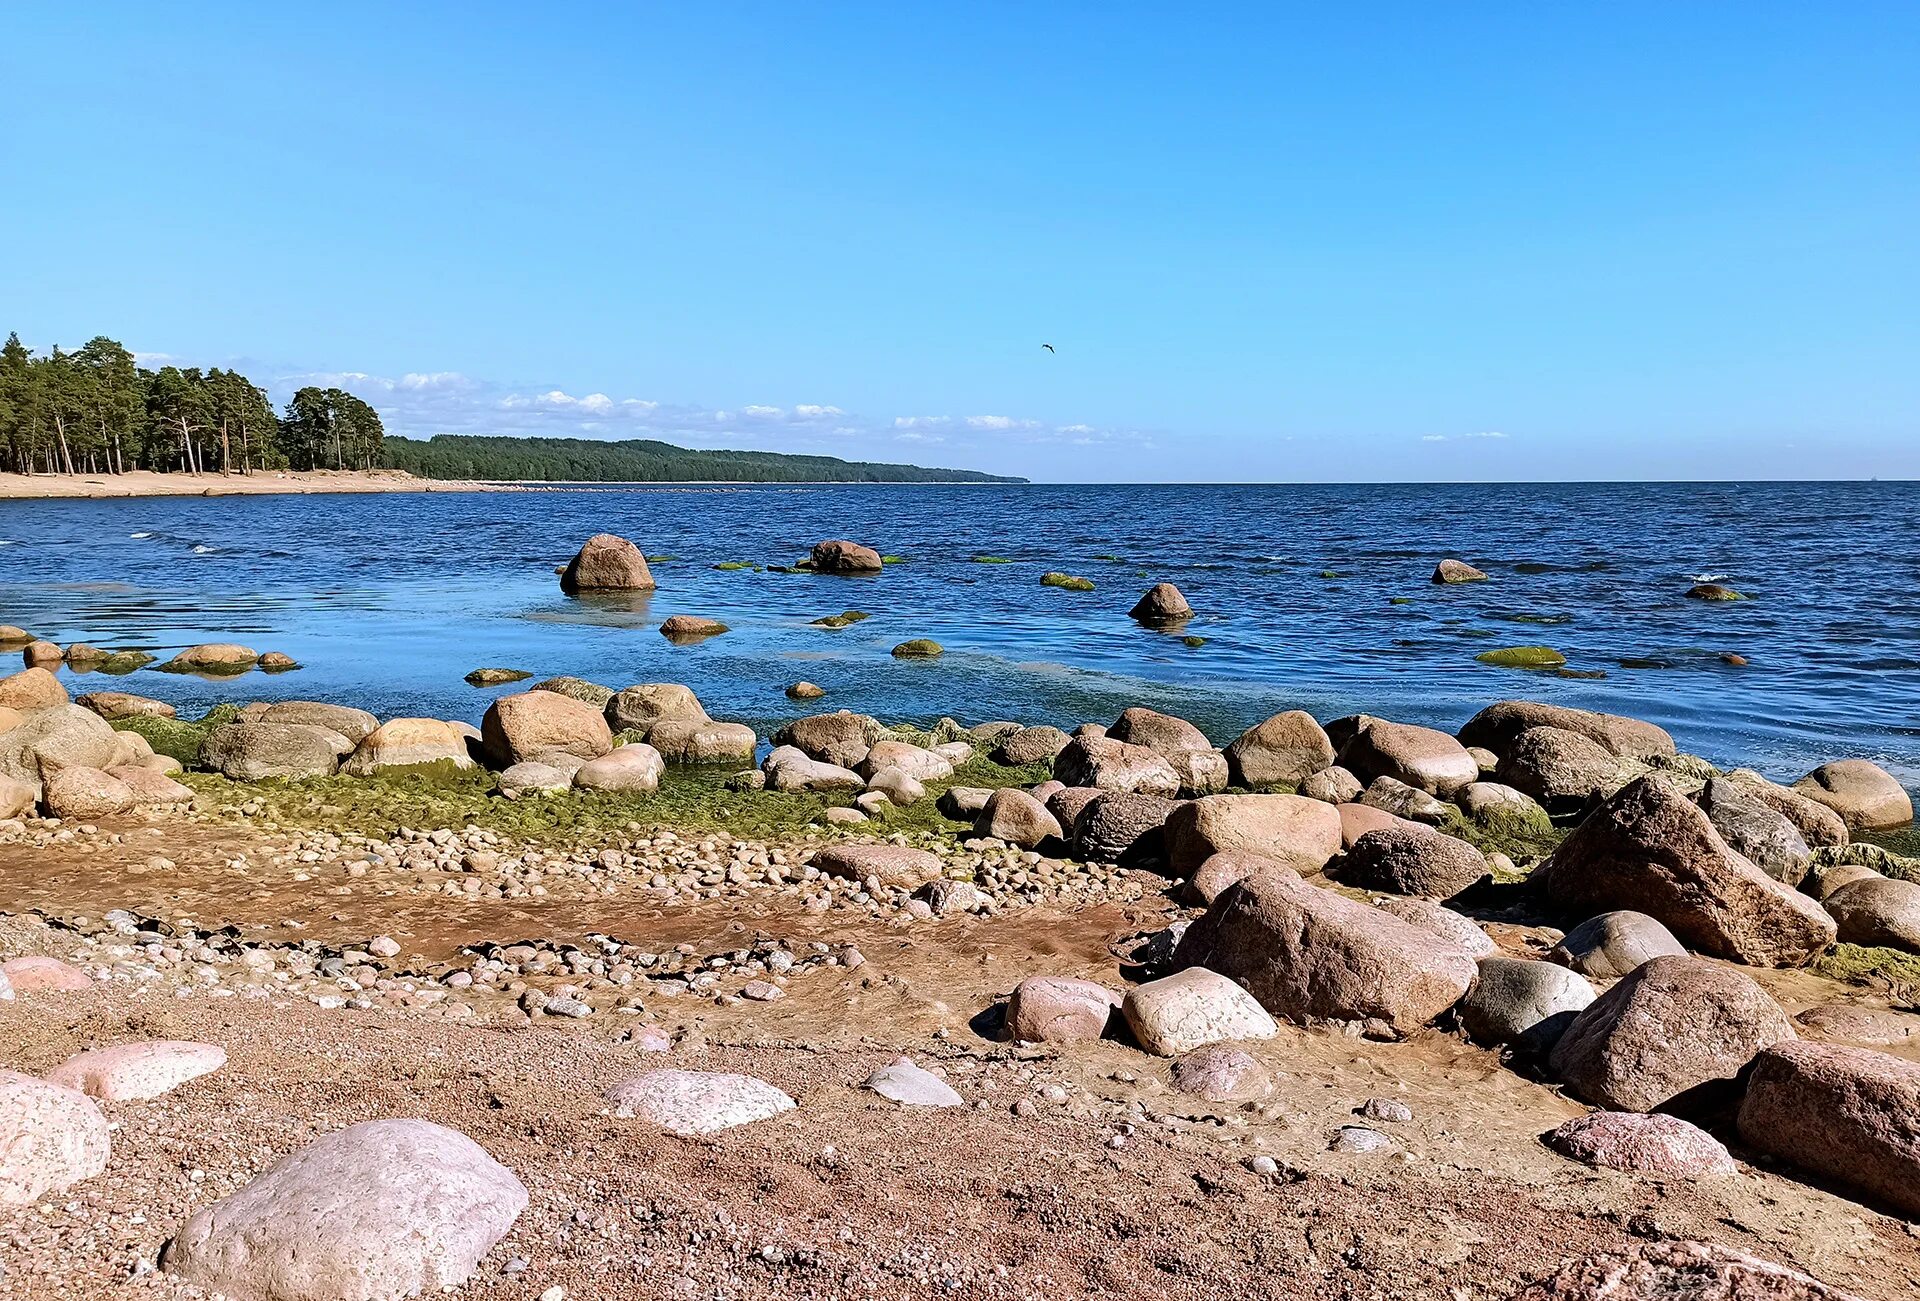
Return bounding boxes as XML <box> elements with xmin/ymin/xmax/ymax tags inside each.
<box><xmin>239</xmin><ymin>363</ymin><xmax>1147</xmax><ymax>463</ymax></box>
<box><xmin>1422</xmin><ymin>430</ymin><xmax>1510</xmax><ymax>443</ymax></box>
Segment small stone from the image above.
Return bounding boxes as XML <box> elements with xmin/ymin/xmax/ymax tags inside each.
<box><xmin>1330</xmin><ymin>1126</ymin><xmax>1394</xmax><ymax>1154</ymax></box>
<box><xmin>864</xmin><ymin>1056</ymin><xmax>963</xmax><ymax>1108</ymax></box>
<box><xmin>1360</xmin><ymin>1097</ymin><xmax>1412</xmax><ymax>1123</ymax></box>
<box><xmin>604</xmin><ymin>1070</ymin><xmax>795</xmax><ymax>1135</ymax></box>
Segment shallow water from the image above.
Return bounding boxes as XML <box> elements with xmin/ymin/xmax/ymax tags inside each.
<box><xmin>2</xmin><ymin>481</ymin><xmax>1916</xmax><ymax>784</ymax></box>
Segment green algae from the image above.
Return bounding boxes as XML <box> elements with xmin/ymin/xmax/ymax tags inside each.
<box><xmin>1813</xmin><ymin>943</ymin><xmax>1920</xmax><ymax>993</ymax></box>
<box><xmin>810</xmin><ymin>610</ymin><xmax>870</xmax><ymax>629</ymax></box>
<box><xmin>1040</xmin><ymin>572</ymin><xmax>1095</xmax><ymax>591</ymax></box>
<box><xmin>891</xmin><ymin>639</ymin><xmax>943</xmax><ymax>659</ymax></box>
<box><xmin>111</xmin><ymin>702</ymin><xmax>243</xmax><ymax>767</ymax></box>
<box><xmin>971</xmin><ymin>555</ymin><xmax>1014</xmax><ymax>564</ymax></box>
<box><xmin>1475</xmin><ymin>646</ymin><xmax>1568</xmax><ymax>669</ymax></box>
<box><xmin>712</xmin><ymin>561</ymin><xmax>755</xmax><ymax>571</ymax></box>
<box><xmin>1182</xmin><ymin>635</ymin><xmax>1208</xmax><ymax>648</ymax></box>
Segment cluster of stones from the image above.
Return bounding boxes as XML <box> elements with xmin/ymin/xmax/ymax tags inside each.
<box><xmin>0</xmin><ymin>938</ymin><xmax>993</xmax><ymax>1299</ymax></box>
<box><xmin>3</xmin><ymin>626</ymin><xmax>298</xmax><ymax>679</ymax></box>
<box><xmin>953</xmin><ymin>695</ymin><xmax>1918</xmax><ymax>1213</ymax></box>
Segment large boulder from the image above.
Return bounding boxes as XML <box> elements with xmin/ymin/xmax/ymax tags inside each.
<box><xmin>161</xmin><ymin>1119</ymin><xmax>527</xmax><ymax>1301</ymax></box>
<box><xmin>159</xmin><ymin>643</ymin><xmax>258</xmax><ymax>674</ymax></box>
<box><xmin>1515</xmin><ymin>1242</ymin><xmax>1864</xmax><ymax>1301</ymax></box>
<box><xmin>1339</xmin><ymin>825</ymin><xmax>1488</xmax><ymax>899</ymax></box>
<box><xmin>1693</xmin><ymin>776</ymin><xmax>1811</xmax><ymax>884</ymax></box>
<box><xmin>0</xmin><ymin>1072</ymin><xmax>110</xmax><ymax>1206</ymax></box>
<box><xmin>1121</xmin><ymin>967</ymin><xmax>1277</xmax><ymax>1056</ymax></box>
<box><xmin>342</xmin><ymin>719</ymin><xmax>475</xmax><ymax>775</ymax></box>
<box><xmin>1457</xmin><ymin>701</ymin><xmax>1677</xmax><ymax>763</ymax></box>
<box><xmin>1496</xmin><ymin>726</ymin><xmax>1627</xmax><ymax>815</ymax></box>
<box><xmin>572</xmin><ymin>744</ymin><xmax>666</xmax><ymax>793</ymax></box>
<box><xmin>0</xmin><ymin>775</ymin><xmax>35</xmax><ymax>818</ymax></box>
<box><xmin>1165</xmin><ymin>793</ymin><xmax>1342</xmax><ymax>876</ymax></box>
<box><xmin>1793</xmin><ymin>760</ymin><xmax>1913</xmax><ymax>831</ymax></box>
<box><xmin>604</xmin><ymin>1070</ymin><xmax>794</xmax><ymax>1135</ymax></box>
<box><xmin>528</xmin><ymin>675</ymin><xmax>614</xmax><ymax>706</ymax></box>
<box><xmin>258</xmin><ymin>701</ymin><xmax>378</xmax><ymax>746</ymax></box>
<box><xmin>762</xmin><ymin>745</ymin><xmax>862</xmax><ymax>792</ymax></box>
<box><xmin>1544</xmin><ymin>1111</ymin><xmax>1736</xmax><ymax>1177</ymax></box>
<box><xmin>202</xmin><ymin>723</ymin><xmax>341</xmax><ymax>781</ymax></box>
<box><xmin>1223</xmin><ymin>710</ymin><xmax>1335</xmax><ymax>788</ymax></box>
<box><xmin>1005</xmin><ymin>977</ymin><xmax>1121</xmax><ymax>1043</ymax></box>
<box><xmin>0</xmin><ymin>667</ymin><xmax>69</xmax><ymax>711</ymax></box>
<box><xmin>1128</xmin><ymin>582</ymin><xmax>1193</xmax><ymax>625</ymax></box>
<box><xmin>75</xmin><ymin>691</ymin><xmax>174</xmax><ymax>721</ymax></box>
<box><xmin>811</xmin><ymin>844</ymin><xmax>944</xmax><ymax>889</ymax></box>
<box><xmin>1298</xmin><ymin>765</ymin><xmax>1362</xmax><ymax>804</ymax></box>
<box><xmin>48</xmin><ymin>1041</ymin><xmax>226</xmax><ymax>1102</ymax></box>
<box><xmin>1546</xmin><ymin>910</ymin><xmax>1685</xmax><ymax>979</ymax></box>
<box><xmin>480</xmin><ymin>690</ymin><xmax>613</xmax><ymax>767</ymax></box>
<box><xmin>857</xmin><ymin>741</ymin><xmax>952</xmax><ymax>783</ymax></box>
<box><xmin>1738</xmin><ymin>1040</ymin><xmax>1920</xmax><ymax>1218</ymax></box>
<box><xmin>107</xmin><ymin>765</ymin><xmax>195</xmax><ymax>806</ymax></box>
<box><xmin>1072</xmin><ymin>792</ymin><xmax>1182</xmax><ymax>866</ymax></box>
<box><xmin>810</xmin><ymin>539</ymin><xmax>884</xmax><ymax>574</ymax></box>
<box><xmin>605</xmin><ymin>683</ymin><xmax>708</xmax><ymax>736</ymax></box>
<box><xmin>1823</xmin><ymin>876</ymin><xmax>1920</xmax><ymax>952</ymax></box>
<box><xmin>1460</xmin><ymin>957</ymin><xmax>1594</xmax><ymax>1052</ymax></box>
<box><xmin>1432</xmin><ymin>558</ymin><xmax>1488</xmax><ymax>584</ymax></box>
<box><xmin>992</xmin><ymin>725</ymin><xmax>1071</xmax><ymax>767</ymax></box>
<box><xmin>1371</xmin><ymin>896</ymin><xmax>1496</xmax><ymax>956</ymax></box>
<box><xmin>1051</xmin><ymin>735</ymin><xmax>1180</xmax><ymax>797</ymax></box>
<box><xmin>1108</xmin><ymin>707</ymin><xmax>1211</xmax><ymax>756</ymax></box>
<box><xmin>1357</xmin><ymin>775</ymin><xmax>1448</xmax><ymax>824</ymax></box>
<box><xmin>645</xmin><ymin>719</ymin><xmax>755</xmax><ymax>765</ymax></box>
<box><xmin>1174</xmin><ymin>867</ymin><xmax>1478</xmax><ymax>1035</ymax></box>
<box><xmin>1534</xmin><ymin>775</ymin><xmax>1836</xmax><ymax>967</ymax></box>
<box><xmin>560</xmin><ymin>533</ymin><xmax>656</xmax><ymax>592</ymax></box>
<box><xmin>1548</xmin><ymin>955</ymin><xmax>1795</xmax><ymax>1113</ymax></box>
<box><xmin>773</xmin><ymin>711</ymin><xmax>871</xmax><ymax>769</ymax></box>
<box><xmin>1337</xmin><ymin>800</ymin><xmax>1425</xmax><ymax>847</ymax></box>
<box><xmin>1725</xmin><ymin>769</ymin><xmax>1848</xmax><ymax>847</ymax></box>
<box><xmin>0</xmin><ymin>704</ymin><xmax>118</xmax><ymax>797</ymax></box>
<box><xmin>42</xmin><ymin>766</ymin><xmax>134</xmax><ymax>818</ymax></box>
<box><xmin>1336</xmin><ymin>719</ymin><xmax>1478</xmax><ymax>797</ymax></box>
<box><xmin>975</xmin><ymin>788</ymin><xmax>1062</xmax><ymax>849</ymax></box>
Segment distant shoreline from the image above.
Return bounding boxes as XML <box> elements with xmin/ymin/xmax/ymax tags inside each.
<box><xmin>0</xmin><ymin>472</ymin><xmax>1031</xmax><ymax>501</ymax></box>
<box><xmin>0</xmin><ymin>470</ymin><xmax>509</xmax><ymax>500</ymax></box>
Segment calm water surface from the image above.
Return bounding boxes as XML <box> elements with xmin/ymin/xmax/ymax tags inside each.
<box><xmin>1</xmin><ymin>482</ymin><xmax>1916</xmax><ymax>786</ymax></box>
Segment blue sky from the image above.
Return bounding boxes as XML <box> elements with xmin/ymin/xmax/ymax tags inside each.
<box><xmin>3</xmin><ymin>4</ymin><xmax>1916</xmax><ymax>482</ymax></box>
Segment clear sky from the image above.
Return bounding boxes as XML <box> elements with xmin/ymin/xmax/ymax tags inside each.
<box><xmin>3</xmin><ymin>4</ymin><xmax>1916</xmax><ymax>482</ymax></box>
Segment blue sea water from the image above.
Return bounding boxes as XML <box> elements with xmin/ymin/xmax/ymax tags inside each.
<box><xmin>1</xmin><ymin>481</ymin><xmax>1916</xmax><ymax>786</ymax></box>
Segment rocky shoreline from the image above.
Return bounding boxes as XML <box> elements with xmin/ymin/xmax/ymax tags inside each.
<box><xmin>2</xmin><ymin>534</ymin><xmax>1918</xmax><ymax>1299</ymax></box>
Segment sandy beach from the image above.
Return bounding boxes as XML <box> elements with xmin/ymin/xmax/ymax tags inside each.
<box><xmin>0</xmin><ymin>470</ymin><xmax>509</xmax><ymax>500</ymax></box>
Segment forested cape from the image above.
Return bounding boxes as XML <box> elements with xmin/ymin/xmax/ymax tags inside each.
<box><xmin>0</xmin><ymin>332</ymin><xmax>1022</xmax><ymax>483</ymax></box>
<box><xmin>381</xmin><ymin>435</ymin><xmax>1025</xmax><ymax>483</ymax></box>
<box><xmin>0</xmin><ymin>333</ymin><xmax>383</xmax><ymax>475</ymax></box>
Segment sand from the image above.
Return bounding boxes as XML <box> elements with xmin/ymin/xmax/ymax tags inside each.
<box><xmin>1</xmin><ymin>809</ymin><xmax>1917</xmax><ymax>1299</ymax></box>
<box><xmin>0</xmin><ymin>469</ymin><xmax>507</xmax><ymax>499</ymax></box>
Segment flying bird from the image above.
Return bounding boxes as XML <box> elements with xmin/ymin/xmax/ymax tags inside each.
<box><xmin>1041</xmin><ymin>343</ymin><xmax>1055</xmax><ymax>353</ymax></box>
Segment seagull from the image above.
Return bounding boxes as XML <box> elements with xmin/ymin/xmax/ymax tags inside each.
<box><xmin>1041</xmin><ymin>343</ymin><xmax>1055</xmax><ymax>353</ymax></box>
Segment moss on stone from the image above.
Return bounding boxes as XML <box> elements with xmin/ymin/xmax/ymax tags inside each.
<box><xmin>971</xmin><ymin>555</ymin><xmax>1014</xmax><ymax>564</ymax></box>
<box><xmin>712</xmin><ymin>561</ymin><xmax>754</xmax><ymax>571</ymax></box>
<box><xmin>110</xmin><ymin>703</ymin><xmax>241</xmax><ymax>768</ymax></box>
<box><xmin>891</xmin><ymin>639</ymin><xmax>943</xmax><ymax>658</ymax></box>
<box><xmin>1182</xmin><ymin>635</ymin><xmax>1208</xmax><ymax>648</ymax></box>
<box><xmin>1475</xmin><ymin>645</ymin><xmax>1569</xmax><ymax>669</ymax></box>
<box><xmin>1388</xmin><ymin>597</ymin><xmax>1413</xmax><ymax>606</ymax></box>
<box><xmin>810</xmin><ymin>610</ymin><xmax>870</xmax><ymax>629</ymax></box>
<box><xmin>1040</xmin><ymin>572</ymin><xmax>1095</xmax><ymax>591</ymax></box>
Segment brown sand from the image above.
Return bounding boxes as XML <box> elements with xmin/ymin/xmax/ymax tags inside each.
<box><xmin>0</xmin><ymin>469</ymin><xmax>507</xmax><ymax>499</ymax></box>
<box><xmin>1</xmin><ymin>815</ymin><xmax>1918</xmax><ymax>1300</ymax></box>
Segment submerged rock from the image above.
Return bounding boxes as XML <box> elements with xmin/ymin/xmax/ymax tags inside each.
<box><xmin>1128</xmin><ymin>582</ymin><xmax>1193</xmax><ymax>625</ymax></box>
<box><xmin>1433</xmin><ymin>559</ymin><xmax>1489</xmax><ymax>584</ymax></box>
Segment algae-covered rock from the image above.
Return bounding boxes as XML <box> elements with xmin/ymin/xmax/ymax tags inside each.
<box><xmin>1040</xmin><ymin>572</ymin><xmax>1095</xmax><ymax>591</ymax></box>
<box><xmin>465</xmin><ymin>668</ymin><xmax>532</xmax><ymax>687</ymax></box>
<box><xmin>1475</xmin><ymin>646</ymin><xmax>1567</xmax><ymax>669</ymax></box>
<box><xmin>891</xmin><ymin>639</ymin><xmax>943</xmax><ymax>659</ymax></box>
<box><xmin>810</xmin><ymin>610</ymin><xmax>870</xmax><ymax>629</ymax></box>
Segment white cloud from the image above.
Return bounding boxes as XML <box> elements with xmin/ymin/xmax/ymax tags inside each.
<box><xmin>1423</xmin><ymin>430</ymin><xmax>1510</xmax><ymax>443</ymax></box>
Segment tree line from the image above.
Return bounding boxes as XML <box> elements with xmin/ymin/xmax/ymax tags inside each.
<box><xmin>382</xmin><ymin>434</ymin><xmax>1025</xmax><ymax>484</ymax></box>
<box><xmin>0</xmin><ymin>332</ymin><xmax>384</xmax><ymax>476</ymax></box>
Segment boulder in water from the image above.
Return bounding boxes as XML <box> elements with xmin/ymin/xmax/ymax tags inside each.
<box><xmin>810</xmin><ymin>539</ymin><xmax>884</xmax><ymax>574</ymax></box>
<box><xmin>560</xmin><ymin>533</ymin><xmax>656</xmax><ymax>592</ymax></box>
<box><xmin>1128</xmin><ymin>582</ymin><xmax>1193</xmax><ymax>625</ymax></box>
